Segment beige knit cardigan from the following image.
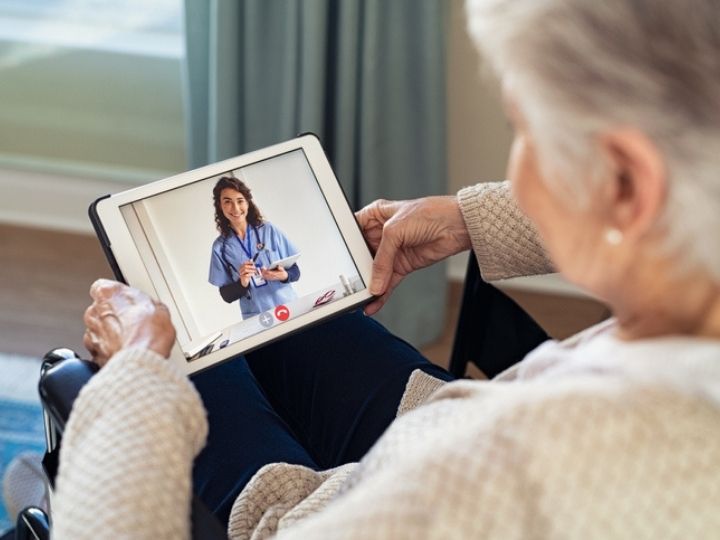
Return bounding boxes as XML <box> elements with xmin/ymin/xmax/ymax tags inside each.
<box><xmin>52</xmin><ymin>182</ymin><xmax>720</xmax><ymax>539</ymax></box>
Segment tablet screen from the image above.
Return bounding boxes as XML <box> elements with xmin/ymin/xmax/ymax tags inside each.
<box><xmin>116</xmin><ymin>148</ymin><xmax>365</xmax><ymax>362</ymax></box>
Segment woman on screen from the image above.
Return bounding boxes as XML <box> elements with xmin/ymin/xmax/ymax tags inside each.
<box><xmin>208</xmin><ymin>176</ymin><xmax>300</xmax><ymax>318</ymax></box>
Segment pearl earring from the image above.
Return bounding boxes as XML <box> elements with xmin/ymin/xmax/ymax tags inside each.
<box><xmin>604</xmin><ymin>228</ymin><xmax>623</xmax><ymax>246</ymax></box>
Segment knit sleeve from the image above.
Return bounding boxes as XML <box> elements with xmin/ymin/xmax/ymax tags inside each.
<box><xmin>272</xmin><ymin>417</ymin><xmax>533</xmax><ymax>539</ymax></box>
<box><xmin>457</xmin><ymin>180</ymin><xmax>555</xmax><ymax>281</ymax></box>
<box><xmin>273</xmin><ymin>384</ymin><xmax>720</xmax><ymax>539</ymax></box>
<box><xmin>52</xmin><ymin>348</ymin><xmax>208</xmax><ymax>540</ymax></box>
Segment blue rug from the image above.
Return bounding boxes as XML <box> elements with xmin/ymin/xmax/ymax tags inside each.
<box><xmin>0</xmin><ymin>354</ymin><xmax>45</xmax><ymax>534</ymax></box>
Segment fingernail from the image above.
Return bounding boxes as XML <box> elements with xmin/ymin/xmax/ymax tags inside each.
<box><xmin>370</xmin><ymin>278</ymin><xmax>382</xmax><ymax>295</ymax></box>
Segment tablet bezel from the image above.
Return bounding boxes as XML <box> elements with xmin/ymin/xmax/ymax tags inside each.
<box><xmin>92</xmin><ymin>134</ymin><xmax>374</xmax><ymax>375</ymax></box>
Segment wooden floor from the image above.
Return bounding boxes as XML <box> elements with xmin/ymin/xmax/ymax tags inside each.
<box><xmin>0</xmin><ymin>224</ymin><xmax>113</xmax><ymax>357</ymax></box>
<box><xmin>0</xmin><ymin>224</ymin><xmax>609</xmax><ymax>372</ymax></box>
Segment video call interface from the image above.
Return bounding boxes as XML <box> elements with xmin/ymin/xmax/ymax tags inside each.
<box><xmin>119</xmin><ymin>149</ymin><xmax>364</xmax><ymax>362</ymax></box>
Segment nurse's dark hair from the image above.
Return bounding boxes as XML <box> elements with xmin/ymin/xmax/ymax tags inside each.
<box><xmin>213</xmin><ymin>176</ymin><xmax>264</xmax><ymax>237</ymax></box>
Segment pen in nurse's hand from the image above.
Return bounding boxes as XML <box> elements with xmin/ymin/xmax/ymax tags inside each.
<box><xmin>251</xmin><ymin>251</ymin><xmax>261</xmax><ymax>274</ymax></box>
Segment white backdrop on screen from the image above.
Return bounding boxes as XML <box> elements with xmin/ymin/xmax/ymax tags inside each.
<box><xmin>137</xmin><ymin>150</ymin><xmax>359</xmax><ymax>338</ymax></box>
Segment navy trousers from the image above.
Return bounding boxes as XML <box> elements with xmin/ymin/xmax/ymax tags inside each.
<box><xmin>190</xmin><ymin>311</ymin><xmax>454</xmax><ymax>524</ymax></box>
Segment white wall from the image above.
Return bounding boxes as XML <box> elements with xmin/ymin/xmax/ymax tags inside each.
<box><xmin>448</xmin><ymin>0</ymin><xmax>513</xmax><ymax>193</ymax></box>
<box><xmin>135</xmin><ymin>150</ymin><xmax>359</xmax><ymax>339</ymax></box>
<box><xmin>444</xmin><ymin>0</ymin><xmax>588</xmax><ymax>297</ymax></box>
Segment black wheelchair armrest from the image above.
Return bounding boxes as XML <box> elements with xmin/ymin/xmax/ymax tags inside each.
<box><xmin>37</xmin><ymin>350</ymin><xmax>99</xmax><ymax>488</ymax></box>
<box><xmin>39</xmin><ymin>351</ymin><xmax>99</xmax><ymax>434</ymax></box>
<box><xmin>15</xmin><ymin>506</ymin><xmax>50</xmax><ymax>540</ymax></box>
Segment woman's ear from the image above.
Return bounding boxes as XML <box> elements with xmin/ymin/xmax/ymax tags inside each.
<box><xmin>600</xmin><ymin>128</ymin><xmax>667</xmax><ymax>241</ymax></box>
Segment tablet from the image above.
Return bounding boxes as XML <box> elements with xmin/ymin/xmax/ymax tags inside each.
<box><xmin>267</xmin><ymin>253</ymin><xmax>301</xmax><ymax>271</ymax></box>
<box><xmin>90</xmin><ymin>134</ymin><xmax>374</xmax><ymax>375</ymax></box>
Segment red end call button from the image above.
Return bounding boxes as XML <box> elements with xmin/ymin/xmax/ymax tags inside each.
<box><xmin>274</xmin><ymin>305</ymin><xmax>290</xmax><ymax>321</ymax></box>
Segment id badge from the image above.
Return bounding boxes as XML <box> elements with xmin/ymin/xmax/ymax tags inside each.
<box><xmin>251</xmin><ymin>269</ymin><xmax>267</xmax><ymax>288</ymax></box>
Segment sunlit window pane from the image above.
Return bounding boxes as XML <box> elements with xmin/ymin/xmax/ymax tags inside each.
<box><xmin>0</xmin><ymin>0</ymin><xmax>185</xmax><ymax>179</ymax></box>
<box><xmin>0</xmin><ymin>0</ymin><xmax>183</xmax><ymax>58</ymax></box>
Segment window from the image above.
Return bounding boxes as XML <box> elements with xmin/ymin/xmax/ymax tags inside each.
<box><xmin>0</xmin><ymin>0</ymin><xmax>186</xmax><ymax>182</ymax></box>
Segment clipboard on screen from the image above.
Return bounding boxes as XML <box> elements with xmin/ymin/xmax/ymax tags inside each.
<box><xmin>267</xmin><ymin>253</ymin><xmax>301</xmax><ymax>270</ymax></box>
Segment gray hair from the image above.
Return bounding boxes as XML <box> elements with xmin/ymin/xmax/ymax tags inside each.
<box><xmin>466</xmin><ymin>0</ymin><xmax>720</xmax><ymax>279</ymax></box>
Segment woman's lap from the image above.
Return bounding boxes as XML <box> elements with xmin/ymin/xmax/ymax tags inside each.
<box><xmin>190</xmin><ymin>310</ymin><xmax>453</xmax><ymax>522</ymax></box>
<box><xmin>246</xmin><ymin>310</ymin><xmax>454</xmax><ymax>466</ymax></box>
<box><xmin>190</xmin><ymin>356</ymin><xmax>316</xmax><ymax>523</ymax></box>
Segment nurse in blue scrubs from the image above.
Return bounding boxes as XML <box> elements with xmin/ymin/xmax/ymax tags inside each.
<box><xmin>208</xmin><ymin>176</ymin><xmax>300</xmax><ymax>319</ymax></box>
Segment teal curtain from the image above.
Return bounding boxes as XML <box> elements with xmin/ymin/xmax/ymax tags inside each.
<box><xmin>183</xmin><ymin>0</ymin><xmax>448</xmax><ymax>346</ymax></box>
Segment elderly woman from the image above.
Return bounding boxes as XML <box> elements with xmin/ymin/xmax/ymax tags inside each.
<box><xmin>53</xmin><ymin>0</ymin><xmax>720</xmax><ymax>537</ymax></box>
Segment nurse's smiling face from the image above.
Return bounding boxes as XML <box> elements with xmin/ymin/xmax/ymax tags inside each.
<box><xmin>220</xmin><ymin>188</ymin><xmax>250</xmax><ymax>231</ymax></box>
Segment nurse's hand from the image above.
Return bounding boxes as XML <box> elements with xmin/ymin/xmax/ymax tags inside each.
<box><xmin>83</xmin><ymin>279</ymin><xmax>175</xmax><ymax>367</ymax></box>
<box><xmin>239</xmin><ymin>261</ymin><xmax>258</xmax><ymax>287</ymax></box>
<box><xmin>260</xmin><ymin>266</ymin><xmax>289</xmax><ymax>282</ymax></box>
<box><xmin>355</xmin><ymin>195</ymin><xmax>471</xmax><ymax>315</ymax></box>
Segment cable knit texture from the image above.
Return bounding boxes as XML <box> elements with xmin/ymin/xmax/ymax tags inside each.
<box><xmin>228</xmin><ymin>462</ymin><xmax>357</xmax><ymax>539</ymax></box>
<box><xmin>396</xmin><ymin>369</ymin><xmax>448</xmax><ymax>417</ymax></box>
<box><xmin>52</xmin><ymin>349</ymin><xmax>208</xmax><ymax>539</ymax></box>
<box><xmin>272</xmin><ymin>326</ymin><xmax>720</xmax><ymax>539</ymax></box>
<box><xmin>457</xmin><ymin>180</ymin><xmax>555</xmax><ymax>280</ymax></box>
<box><xmin>52</xmin><ymin>334</ymin><xmax>720</xmax><ymax>539</ymax></box>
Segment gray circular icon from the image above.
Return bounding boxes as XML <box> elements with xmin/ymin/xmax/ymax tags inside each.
<box><xmin>258</xmin><ymin>311</ymin><xmax>274</xmax><ymax>328</ymax></box>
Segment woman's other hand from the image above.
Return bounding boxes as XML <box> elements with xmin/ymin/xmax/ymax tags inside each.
<box><xmin>83</xmin><ymin>279</ymin><xmax>176</xmax><ymax>367</ymax></box>
<box><xmin>239</xmin><ymin>260</ymin><xmax>258</xmax><ymax>287</ymax></box>
<box><xmin>355</xmin><ymin>196</ymin><xmax>471</xmax><ymax>315</ymax></box>
<box><xmin>260</xmin><ymin>266</ymin><xmax>289</xmax><ymax>282</ymax></box>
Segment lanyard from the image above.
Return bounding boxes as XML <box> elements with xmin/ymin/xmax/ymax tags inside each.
<box><xmin>236</xmin><ymin>226</ymin><xmax>254</xmax><ymax>259</ymax></box>
<box><xmin>236</xmin><ymin>225</ymin><xmax>265</xmax><ymax>260</ymax></box>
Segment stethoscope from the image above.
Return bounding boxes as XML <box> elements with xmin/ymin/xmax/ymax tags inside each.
<box><xmin>220</xmin><ymin>224</ymin><xmax>267</xmax><ymax>284</ymax></box>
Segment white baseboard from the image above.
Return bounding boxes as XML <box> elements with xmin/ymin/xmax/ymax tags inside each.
<box><xmin>0</xmin><ymin>167</ymin><xmax>137</xmax><ymax>234</ymax></box>
<box><xmin>494</xmin><ymin>273</ymin><xmax>592</xmax><ymax>298</ymax></box>
<box><xmin>447</xmin><ymin>251</ymin><xmax>591</xmax><ymax>298</ymax></box>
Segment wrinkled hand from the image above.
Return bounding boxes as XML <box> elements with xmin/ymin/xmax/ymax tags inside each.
<box><xmin>83</xmin><ymin>279</ymin><xmax>176</xmax><ymax>367</ymax></box>
<box><xmin>260</xmin><ymin>266</ymin><xmax>288</xmax><ymax>282</ymax></box>
<box><xmin>355</xmin><ymin>195</ymin><xmax>471</xmax><ymax>315</ymax></box>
